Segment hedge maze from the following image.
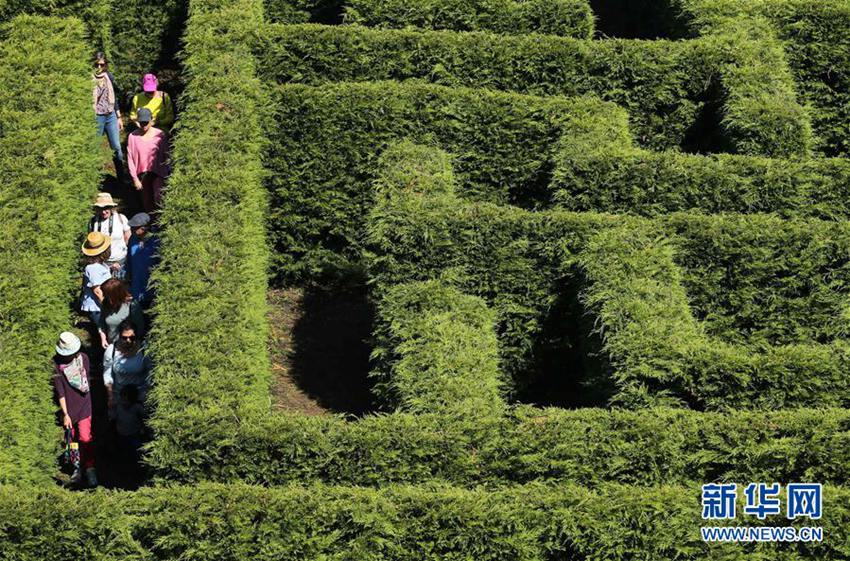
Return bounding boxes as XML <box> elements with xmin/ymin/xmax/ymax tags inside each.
<box><xmin>2</xmin><ymin>0</ymin><xmax>850</xmax><ymax>558</ymax></box>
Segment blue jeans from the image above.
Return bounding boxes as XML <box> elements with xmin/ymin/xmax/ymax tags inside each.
<box><xmin>96</xmin><ymin>111</ymin><xmax>124</xmax><ymax>169</ymax></box>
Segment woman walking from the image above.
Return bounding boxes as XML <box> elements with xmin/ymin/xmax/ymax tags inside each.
<box><xmin>98</xmin><ymin>279</ymin><xmax>145</xmax><ymax>349</ymax></box>
<box><xmin>80</xmin><ymin>232</ymin><xmax>112</xmax><ymax>327</ymax></box>
<box><xmin>53</xmin><ymin>332</ymin><xmax>97</xmax><ymax>487</ymax></box>
<box><xmin>89</xmin><ymin>193</ymin><xmax>130</xmax><ymax>278</ymax></box>
<box><xmin>103</xmin><ymin>321</ymin><xmax>152</xmax><ymax>411</ymax></box>
<box><xmin>130</xmin><ymin>73</ymin><xmax>174</xmax><ymax>132</ymax></box>
<box><xmin>127</xmin><ymin>108</ymin><xmax>170</xmax><ymax>214</ymax></box>
<box><xmin>92</xmin><ymin>52</ymin><xmax>125</xmax><ymax>178</ymax></box>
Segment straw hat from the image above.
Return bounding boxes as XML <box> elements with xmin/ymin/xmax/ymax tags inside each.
<box><xmin>56</xmin><ymin>332</ymin><xmax>81</xmax><ymax>356</ymax></box>
<box><xmin>81</xmin><ymin>231</ymin><xmax>111</xmax><ymax>256</ymax></box>
<box><xmin>93</xmin><ymin>192</ymin><xmax>117</xmax><ymax>208</ymax></box>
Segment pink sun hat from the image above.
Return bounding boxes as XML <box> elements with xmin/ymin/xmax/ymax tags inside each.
<box><xmin>142</xmin><ymin>73</ymin><xmax>158</xmax><ymax>93</ymax></box>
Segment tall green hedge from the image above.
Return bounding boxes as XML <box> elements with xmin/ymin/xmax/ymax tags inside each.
<box><xmin>146</xmin><ymin>0</ymin><xmax>273</xmax><ymax>470</ymax></box>
<box><xmin>370</xmin><ymin>146</ymin><xmax>505</xmax><ymax>418</ymax></box>
<box><xmin>666</xmin><ymin>214</ymin><xmax>850</xmax><ymax>347</ymax></box>
<box><xmin>263</xmin><ymin>0</ymin><xmax>594</xmax><ymax>36</ymax></box>
<box><xmin>581</xmin><ymin>216</ymin><xmax>850</xmax><ymax>409</ymax></box>
<box><xmin>367</xmin><ymin>151</ymin><xmax>850</xmax><ymax>409</ymax></box>
<box><xmin>0</xmin><ymin>16</ymin><xmax>103</xmax><ymax>485</ymax></box>
<box><xmin>551</xmin><ymin>119</ymin><xmax>850</xmax><ymax>219</ymax></box>
<box><xmin>366</xmin><ymin>165</ymin><xmax>614</xmax><ymax>398</ymax></box>
<box><xmin>4</xmin><ymin>482</ymin><xmax>847</xmax><ymax>560</ymax></box>
<box><xmin>104</xmin><ymin>0</ymin><xmax>187</xmax><ymax>94</ymax></box>
<box><xmin>372</xmin><ymin>277</ymin><xmax>505</xmax><ymax>418</ymax></box>
<box><xmin>257</xmin><ymin>24</ymin><xmax>717</xmax><ymax>152</ymax></box>
<box><xmin>0</xmin><ymin>0</ymin><xmax>186</xmax><ymax>99</ymax></box>
<box><xmin>676</xmin><ymin>0</ymin><xmax>850</xmax><ymax>157</ymax></box>
<box><xmin>344</xmin><ymin>0</ymin><xmax>595</xmax><ymax>37</ymax></box>
<box><xmin>147</xmin><ymin>405</ymin><xmax>850</xmax><ymax>487</ymax></box>
<box><xmin>704</xmin><ymin>15</ymin><xmax>811</xmax><ymax>158</ymax></box>
<box><xmin>257</xmin><ymin>22</ymin><xmax>811</xmax><ymax>157</ymax></box>
<box><xmin>268</xmin><ymin>80</ymin><xmax>622</xmax><ymax>282</ymax></box>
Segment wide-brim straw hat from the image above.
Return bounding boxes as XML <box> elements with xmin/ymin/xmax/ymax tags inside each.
<box><xmin>82</xmin><ymin>231</ymin><xmax>111</xmax><ymax>256</ymax></box>
<box><xmin>56</xmin><ymin>331</ymin><xmax>81</xmax><ymax>356</ymax></box>
<box><xmin>93</xmin><ymin>192</ymin><xmax>117</xmax><ymax>208</ymax></box>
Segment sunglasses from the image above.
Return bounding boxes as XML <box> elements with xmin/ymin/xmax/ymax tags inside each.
<box><xmin>120</xmin><ymin>335</ymin><xmax>137</xmax><ymax>341</ymax></box>
<box><xmin>95</xmin><ymin>62</ymin><xmax>107</xmax><ymax>68</ymax></box>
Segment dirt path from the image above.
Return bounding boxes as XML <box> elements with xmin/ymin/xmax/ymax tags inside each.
<box><xmin>268</xmin><ymin>289</ymin><xmax>328</xmax><ymax>415</ymax></box>
<box><xmin>268</xmin><ymin>287</ymin><xmax>375</xmax><ymax>416</ymax></box>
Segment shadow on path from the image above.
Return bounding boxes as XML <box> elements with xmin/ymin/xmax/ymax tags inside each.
<box><xmin>272</xmin><ymin>285</ymin><xmax>376</xmax><ymax>416</ymax></box>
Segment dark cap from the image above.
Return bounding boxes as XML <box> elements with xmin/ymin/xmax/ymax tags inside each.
<box><xmin>128</xmin><ymin>212</ymin><xmax>151</xmax><ymax>228</ymax></box>
<box><xmin>137</xmin><ymin>107</ymin><xmax>153</xmax><ymax>123</ymax></box>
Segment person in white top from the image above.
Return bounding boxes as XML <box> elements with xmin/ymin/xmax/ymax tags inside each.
<box><xmin>89</xmin><ymin>192</ymin><xmax>130</xmax><ymax>278</ymax></box>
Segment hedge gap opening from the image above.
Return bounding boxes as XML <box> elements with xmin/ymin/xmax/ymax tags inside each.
<box><xmin>589</xmin><ymin>0</ymin><xmax>691</xmax><ymax>39</ymax></box>
<box><xmin>268</xmin><ymin>283</ymin><xmax>377</xmax><ymax>416</ymax></box>
<box><xmin>516</xmin><ymin>270</ymin><xmax>612</xmax><ymax>409</ymax></box>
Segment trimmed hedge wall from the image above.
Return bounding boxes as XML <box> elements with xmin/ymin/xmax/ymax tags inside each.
<box><xmin>761</xmin><ymin>0</ymin><xmax>850</xmax><ymax>158</ymax></box>
<box><xmin>666</xmin><ymin>214</ymin><xmax>850</xmax><ymax>347</ymax></box>
<box><xmin>369</xmin><ymin>145</ymin><xmax>503</xmax><ymax>422</ymax></box>
<box><xmin>551</xmin><ymin>120</ymin><xmax>850</xmax><ymax>219</ymax></box>
<box><xmin>268</xmin><ymin>80</ymin><xmax>622</xmax><ymax>282</ymax></box>
<box><xmin>263</xmin><ymin>0</ymin><xmax>594</xmax><ymax>36</ymax></box>
<box><xmin>2</xmin><ymin>482</ymin><xmax>848</xmax><ymax>560</ymax></box>
<box><xmin>104</xmin><ymin>0</ymin><xmax>187</xmax><ymax>94</ymax></box>
<box><xmin>257</xmin><ymin>22</ymin><xmax>811</xmax><ymax>157</ymax></box>
<box><xmin>0</xmin><ymin>482</ymin><xmax>844</xmax><ymax>560</ymax></box>
<box><xmin>146</xmin><ymin>0</ymin><xmax>273</xmax><ymax>468</ymax></box>
<box><xmin>344</xmin><ymin>0</ymin><xmax>594</xmax><ymax>37</ymax></box>
<box><xmin>372</xmin><ymin>278</ymin><xmax>505</xmax><ymax>416</ymax></box>
<box><xmin>257</xmin><ymin>24</ymin><xmax>718</xmax><ymax>152</ymax></box>
<box><xmin>366</xmin><ymin>164</ymin><xmax>614</xmax><ymax>399</ymax></box>
<box><xmin>0</xmin><ymin>16</ymin><xmax>103</xmax><ymax>485</ymax></box>
<box><xmin>677</xmin><ymin>0</ymin><xmax>850</xmax><ymax>157</ymax></box>
<box><xmin>705</xmin><ymin>15</ymin><xmax>811</xmax><ymax>158</ymax></box>
<box><xmin>147</xmin><ymin>405</ymin><xmax>850</xmax><ymax>487</ymax></box>
<box><xmin>581</xmin><ymin>216</ymin><xmax>850</xmax><ymax>409</ymax></box>
<box><xmin>367</xmin><ymin>151</ymin><xmax>850</xmax><ymax>409</ymax></box>
<box><xmin>0</xmin><ymin>0</ymin><xmax>186</xmax><ymax>98</ymax></box>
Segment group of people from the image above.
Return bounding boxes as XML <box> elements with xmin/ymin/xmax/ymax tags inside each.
<box><xmin>93</xmin><ymin>51</ymin><xmax>172</xmax><ymax>213</ymax></box>
<box><xmin>52</xmin><ymin>53</ymin><xmax>171</xmax><ymax>488</ymax></box>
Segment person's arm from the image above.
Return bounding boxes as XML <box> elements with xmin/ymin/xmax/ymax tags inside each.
<box><xmin>97</xmin><ymin>313</ymin><xmax>109</xmax><ymax>349</ymax></box>
<box><xmin>54</xmin><ymin>375</ymin><xmax>73</xmax><ymax>429</ymax></box>
<box><xmin>58</xmin><ymin>397</ymin><xmax>73</xmax><ymax>429</ymax></box>
<box><xmin>103</xmin><ymin>345</ymin><xmax>115</xmax><ymax>406</ymax></box>
<box><xmin>127</xmin><ymin>134</ymin><xmax>142</xmax><ymax>190</ymax></box>
<box><xmin>129</xmin><ymin>94</ymin><xmax>138</xmax><ymax>125</ymax></box>
<box><xmin>109</xmin><ymin>73</ymin><xmax>123</xmax><ymax>130</ymax></box>
<box><xmin>158</xmin><ymin>92</ymin><xmax>174</xmax><ymax>129</ymax></box>
<box><xmin>87</xmin><ymin>264</ymin><xmax>109</xmax><ymax>304</ymax></box>
<box><xmin>122</xmin><ymin>215</ymin><xmax>131</xmax><ymax>244</ymax></box>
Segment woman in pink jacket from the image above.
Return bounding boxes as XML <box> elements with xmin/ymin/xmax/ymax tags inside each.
<box><xmin>127</xmin><ymin>107</ymin><xmax>170</xmax><ymax>214</ymax></box>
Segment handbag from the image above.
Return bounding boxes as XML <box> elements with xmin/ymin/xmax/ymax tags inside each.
<box><xmin>63</xmin><ymin>427</ymin><xmax>80</xmax><ymax>471</ymax></box>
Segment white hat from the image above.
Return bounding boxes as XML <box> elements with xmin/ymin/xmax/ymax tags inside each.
<box><xmin>55</xmin><ymin>332</ymin><xmax>81</xmax><ymax>356</ymax></box>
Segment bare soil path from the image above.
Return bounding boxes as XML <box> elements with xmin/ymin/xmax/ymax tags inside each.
<box><xmin>268</xmin><ymin>287</ymin><xmax>375</xmax><ymax>416</ymax></box>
